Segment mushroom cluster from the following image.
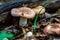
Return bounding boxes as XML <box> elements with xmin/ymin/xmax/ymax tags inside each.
<box><xmin>43</xmin><ymin>23</ymin><xmax>60</xmax><ymax>35</ymax></box>
<box><xmin>11</xmin><ymin>6</ymin><xmax>45</xmax><ymax>27</ymax></box>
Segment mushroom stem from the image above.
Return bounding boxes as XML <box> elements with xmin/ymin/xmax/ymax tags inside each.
<box><xmin>19</xmin><ymin>17</ymin><xmax>27</xmax><ymax>26</ymax></box>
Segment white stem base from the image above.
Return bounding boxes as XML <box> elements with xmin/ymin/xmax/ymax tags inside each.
<box><xmin>19</xmin><ymin>18</ymin><xmax>27</xmax><ymax>26</ymax></box>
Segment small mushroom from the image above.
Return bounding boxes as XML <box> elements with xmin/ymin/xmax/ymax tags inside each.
<box><xmin>26</xmin><ymin>32</ymin><xmax>33</xmax><ymax>37</ymax></box>
<box><xmin>11</xmin><ymin>7</ymin><xmax>35</xmax><ymax>26</ymax></box>
<box><xmin>23</xmin><ymin>31</ymin><xmax>33</xmax><ymax>40</ymax></box>
<box><xmin>32</xmin><ymin>6</ymin><xmax>45</xmax><ymax>14</ymax></box>
<box><xmin>25</xmin><ymin>32</ymin><xmax>37</xmax><ymax>40</ymax></box>
<box><xmin>43</xmin><ymin>23</ymin><xmax>60</xmax><ymax>35</ymax></box>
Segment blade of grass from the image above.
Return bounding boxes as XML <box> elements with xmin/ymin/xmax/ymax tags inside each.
<box><xmin>34</xmin><ymin>8</ymin><xmax>43</xmax><ymax>32</ymax></box>
<box><xmin>33</xmin><ymin>0</ymin><xmax>51</xmax><ymax>32</ymax></box>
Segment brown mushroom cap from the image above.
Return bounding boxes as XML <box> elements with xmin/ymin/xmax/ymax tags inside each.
<box><xmin>44</xmin><ymin>23</ymin><xmax>60</xmax><ymax>35</ymax></box>
<box><xmin>32</xmin><ymin>6</ymin><xmax>45</xmax><ymax>14</ymax></box>
<box><xmin>11</xmin><ymin>7</ymin><xmax>35</xmax><ymax>19</ymax></box>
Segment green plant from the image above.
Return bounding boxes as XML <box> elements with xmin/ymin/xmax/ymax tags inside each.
<box><xmin>0</xmin><ymin>31</ymin><xmax>14</xmax><ymax>40</ymax></box>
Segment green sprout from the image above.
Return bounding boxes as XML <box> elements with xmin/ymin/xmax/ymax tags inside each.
<box><xmin>33</xmin><ymin>0</ymin><xmax>50</xmax><ymax>32</ymax></box>
<box><xmin>33</xmin><ymin>8</ymin><xmax>43</xmax><ymax>32</ymax></box>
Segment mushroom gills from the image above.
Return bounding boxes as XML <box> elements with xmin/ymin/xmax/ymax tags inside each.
<box><xmin>19</xmin><ymin>17</ymin><xmax>27</xmax><ymax>26</ymax></box>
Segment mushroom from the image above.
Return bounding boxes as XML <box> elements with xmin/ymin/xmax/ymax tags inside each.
<box><xmin>23</xmin><ymin>31</ymin><xmax>33</xmax><ymax>40</ymax></box>
<box><xmin>26</xmin><ymin>32</ymin><xmax>33</xmax><ymax>37</ymax></box>
<box><xmin>11</xmin><ymin>7</ymin><xmax>35</xmax><ymax>26</ymax></box>
<box><xmin>25</xmin><ymin>32</ymin><xmax>37</xmax><ymax>40</ymax></box>
<box><xmin>32</xmin><ymin>6</ymin><xmax>45</xmax><ymax>14</ymax></box>
<box><xmin>43</xmin><ymin>23</ymin><xmax>60</xmax><ymax>35</ymax></box>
